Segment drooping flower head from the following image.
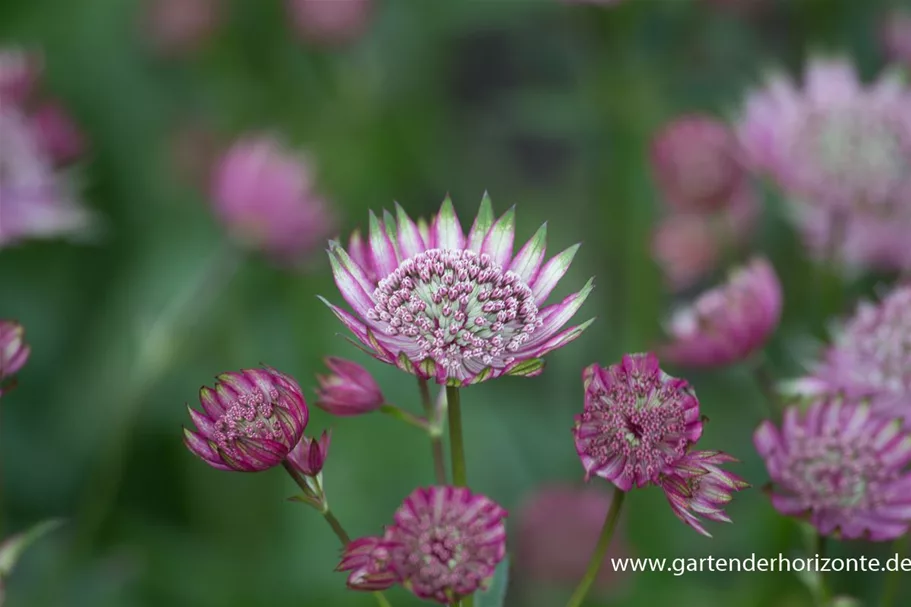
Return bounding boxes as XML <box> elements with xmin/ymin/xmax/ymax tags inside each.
<box><xmin>287</xmin><ymin>429</ymin><xmax>331</xmax><ymax>477</ymax></box>
<box><xmin>286</xmin><ymin>0</ymin><xmax>374</xmax><ymax>46</ymax></box>
<box><xmin>659</xmin><ymin>257</ymin><xmax>782</xmax><ymax>368</ymax></box>
<box><xmin>573</xmin><ymin>353</ymin><xmax>703</xmax><ymax>491</ymax></box>
<box><xmin>336</xmin><ymin>536</ymin><xmax>397</xmax><ymax>591</ymax></box>
<box><xmin>183</xmin><ymin>367</ymin><xmax>309</xmax><ymax>472</ymax></box>
<box><xmin>650</xmin><ymin>115</ymin><xmax>745</xmax><ymax>213</ymax></box>
<box><xmin>658</xmin><ymin>450</ymin><xmax>749</xmax><ymax>537</ymax></box>
<box><xmin>515</xmin><ymin>483</ymin><xmax>630</xmax><ymax>593</ymax></box>
<box><xmin>384</xmin><ymin>485</ymin><xmax>508</xmax><ymax>604</ymax></box>
<box><xmin>323</xmin><ymin>195</ymin><xmax>594</xmax><ymax>386</ymax></box>
<box><xmin>0</xmin><ymin>320</ymin><xmax>29</xmax><ymax>397</ymax></box>
<box><xmin>209</xmin><ymin>134</ymin><xmax>335</xmax><ymax>265</ymax></box>
<box><xmin>754</xmin><ymin>398</ymin><xmax>911</xmax><ymax>540</ymax></box>
<box><xmin>315</xmin><ymin>357</ymin><xmax>384</xmax><ymax>416</ymax></box>
<box><xmin>797</xmin><ymin>285</ymin><xmax>911</xmax><ymax>424</ymax></box>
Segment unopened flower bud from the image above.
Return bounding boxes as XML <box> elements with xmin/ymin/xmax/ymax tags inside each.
<box><xmin>287</xmin><ymin>429</ymin><xmax>331</xmax><ymax>477</ymax></box>
<box><xmin>316</xmin><ymin>357</ymin><xmax>384</xmax><ymax>416</ymax></box>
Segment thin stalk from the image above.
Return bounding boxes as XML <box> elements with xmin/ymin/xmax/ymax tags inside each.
<box><xmin>565</xmin><ymin>490</ymin><xmax>626</xmax><ymax>607</ymax></box>
<box><xmin>281</xmin><ymin>461</ymin><xmax>393</xmax><ymax>607</ymax></box>
<box><xmin>379</xmin><ymin>404</ymin><xmax>430</xmax><ymax>432</ymax></box>
<box><xmin>446</xmin><ymin>386</ymin><xmax>466</xmax><ymax>487</ymax></box>
<box><xmin>750</xmin><ymin>353</ymin><xmax>780</xmax><ymax>420</ymax></box>
<box><xmin>880</xmin><ymin>534</ymin><xmax>908</xmax><ymax>607</ymax></box>
<box><xmin>418</xmin><ymin>378</ymin><xmax>447</xmax><ymax>484</ymax></box>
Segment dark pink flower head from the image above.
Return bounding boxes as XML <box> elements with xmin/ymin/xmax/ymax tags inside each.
<box><xmin>29</xmin><ymin>101</ymin><xmax>86</xmax><ymax>167</ymax></box>
<box><xmin>142</xmin><ymin>0</ymin><xmax>223</xmax><ymax>55</ymax></box>
<box><xmin>573</xmin><ymin>353</ymin><xmax>703</xmax><ymax>491</ymax></box>
<box><xmin>0</xmin><ymin>49</ymin><xmax>41</xmax><ymax>104</ymax></box>
<box><xmin>315</xmin><ymin>357</ymin><xmax>384</xmax><ymax>416</ymax></box>
<box><xmin>385</xmin><ymin>485</ymin><xmax>508</xmax><ymax>604</ymax></box>
<box><xmin>287</xmin><ymin>0</ymin><xmax>373</xmax><ymax>46</ymax></box>
<box><xmin>650</xmin><ymin>115</ymin><xmax>745</xmax><ymax>213</ymax></box>
<box><xmin>754</xmin><ymin>398</ymin><xmax>911</xmax><ymax>540</ymax></box>
<box><xmin>515</xmin><ymin>483</ymin><xmax>629</xmax><ymax>593</ymax></box>
<box><xmin>659</xmin><ymin>450</ymin><xmax>749</xmax><ymax>537</ymax></box>
<box><xmin>183</xmin><ymin>367</ymin><xmax>309</xmax><ymax>472</ymax></box>
<box><xmin>336</xmin><ymin>536</ymin><xmax>397</xmax><ymax>591</ymax></box>
<box><xmin>323</xmin><ymin>195</ymin><xmax>594</xmax><ymax>386</ymax></box>
<box><xmin>210</xmin><ymin>135</ymin><xmax>335</xmax><ymax>265</ymax></box>
<box><xmin>881</xmin><ymin>10</ymin><xmax>911</xmax><ymax>67</ymax></box>
<box><xmin>0</xmin><ymin>320</ymin><xmax>29</xmax><ymax>396</ymax></box>
<box><xmin>800</xmin><ymin>285</ymin><xmax>911</xmax><ymax>424</ymax></box>
<box><xmin>659</xmin><ymin>257</ymin><xmax>782</xmax><ymax>368</ymax></box>
<box><xmin>287</xmin><ymin>429</ymin><xmax>331</xmax><ymax>477</ymax></box>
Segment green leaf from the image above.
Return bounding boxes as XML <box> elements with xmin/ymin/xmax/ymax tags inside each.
<box><xmin>0</xmin><ymin>519</ymin><xmax>65</xmax><ymax>578</ymax></box>
<box><xmin>475</xmin><ymin>556</ymin><xmax>510</xmax><ymax>607</ymax></box>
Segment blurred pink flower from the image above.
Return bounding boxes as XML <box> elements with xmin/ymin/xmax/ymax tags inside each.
<box><xmin>650</xmin><ymin>115</ymin><xmax>745</xmax><ymax>213</ymax></box>
<box><xmin>515</xmin><ymin>483</ymin><xmax>630</xmax><ymax>593</ymax></box>
<box><xmin>880</xmin><ymin>10</ymin><xmax>911</xmax><ymax>66</ymax></box>
<box><xmin>336</xmin><ymin>536</ymin><xmax>397</xmax><ymax>591</ymax></box>
<box><xmin>0</xmin><ymin>49</ymin><xmax>41</xmax><ymax>104</ymax></box>
<box><xmin>315</xmin><ymin>357</ymin><xmax>384</xmax><ymax>416</ymax></box>
<box><xmin>142</xmin><ymin>0</ymin><xmax>223</xmax><ymax>55</ymax></box>
<box><xmin>286</xmin><ymin>0</ymin><xmax>373</xmax><ymax>46</ymax></box>
<box><xmin>29</xmin><ymin>101</ymin><xmax>86</xmax><ymax>167</ymax></box>
<box><xmin>209</xmin><ymin>134</ymin><xmax>335</xmax><ymax>264</ymax></box>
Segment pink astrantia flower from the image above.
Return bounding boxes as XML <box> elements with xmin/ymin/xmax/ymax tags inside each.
<box><xmin>659</xmin><ymin>257</ymin><xmax>782</xmax><ymax>368</ymax></box>
<box><xmin>0</xmin><ymin>104</ymin><xmax>94</xmax><ymax>248</ymax></box>
<box><xmin>384</xmin><ymin>485</ymin><xmax>508</xmax><ymax>604</ymax></box>
<box><xmin>754</xmin><ymin>398</ymin><xmax>911</xmax><ymax>540</ymax></box>
<box><xmin>0</xmin><ymin>320</ymin><xmax>29</xmax><ymax>397</ymax></box>
<box><xmin>29</xmin><ymin>101</ymin><xmax>86</xmax><ymax>167</ymax></box>
<box><xmin>336</xmin><ymin>536</ymin><xmax>397</xmax><ymax>591</ymax></box>
<box><xmin>315</xmin><ymin>357</ymin><xmax>384</xmax><ymax>416</ymax></box>
<box><xmin>515</xmin><ymin>484</ymin><xmax>630</xmax><ymax>593</ymax></box>
<box><xmin>287</xmin><ymin>0</ymin><xmax>373</xmax><ymax>46</ymax></box>
<box><xmin>880</xmin><ymin>10</ymin><xmax>911</xmax><ymax>67</ymax></box>
<box><xmin>287</xmin><ymin>429</ymin><xmax>331</xmax><ymax>477</ymax></box>
<box><xmin>573</xmin><ymin>353</ymin><xmax>703</xmax><ymax>491</ymax></box>
<box><xmin>658</xmin><ymin>450</ymin><xmax>749</xmax><ymax>537</ymax></box>
<box><xmin>142</xmin><ymin>0</ymin><xmax>223</xmax><ymax>55</ymax></box>
<box><xmin>323</xmin><ymin>195</ymin><xmax>594</xmax><ymax>386</ymax></box>
<box><xmin>650</xmin><ymin>115</ymin><xmax>745</xmax><ymax>213</ymax></box>
<box><xmin>0</xmin><ymin>49</ymin><xmax>41</xmax><ymax>104</ymax></box>
<box><xmin>209</xmin><ymin>135</ymin><xmax>335</xmax><ymax>264</ymax></box>
<box><xmin>183</xmin><ymin>367</ymin><xmax>309</xmax><ymax>472</ymax></box>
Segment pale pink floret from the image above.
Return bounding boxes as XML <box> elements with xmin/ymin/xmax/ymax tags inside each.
<box><xmin>183</xmin><ymin>367</ymin><xmax>309</xmax><ymax>472</ymax></box>
<box><xmin>658</xmin><ymin>450</ymin><xmax>749</xmax><ymax>537</ymax></box>
<box><xmin>29</xmin><ymin>101</ymin><xmax>86</xmax><ymax>167</ymax></box>
<box><xmin>315</xmin><ymin>357</ymin><xmax>384</xmax><ymax>416</ymax></box>
<box><xmin>0</xmin><ymin>320</ymin><xmax>30</xmax><ymax>397</ymax></box>
<box><xmin>573</xmin><ymin>353</ymin><xmax>703</xmax><ymax>491</ymax></box>
<box><xmin>754</xmin><ymin>398</ymin><xmax>911</xmax><ymax>540</ymax></box>
<box><xmin>336</xmin><ymin>536</ymin><xmax>397</xmax><ymax>591</ymax></box>
<box><xmin>384</xmin><ymin>485</ymin><xmax>508</xmax><ymax>604</ymax></box>
<box><xmin>322</xmin><ymin>195</ymin><xmax>594</xmax><ymax>386</ymax></box>
<box><xmin>209</xmin><ymin>135</ymin><xmax>335</xmax><ymax>264</ymax></box>
<box><xmin>286</xmin><ymin>0</ymin><xmax>373</xmax><ymax>46</ymax></box>
<box><xmin>659</xmin><ymin>257</ymin><xmax>782</xmax><ymax>368</ymax></box>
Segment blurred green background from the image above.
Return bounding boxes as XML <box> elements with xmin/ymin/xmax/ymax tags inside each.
<box><xmin>1</xmin><ymin>0</ymin><xmax>909</xmax><ymax>605</ymax></box>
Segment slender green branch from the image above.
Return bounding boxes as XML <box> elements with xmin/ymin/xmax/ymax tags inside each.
<box><xmin>446</xmin><ymin>386</ymin><xmax>466</xmax><ymax>487</ymax></box>
<box><xmin>418</xmin><ymin>378</ymin><xmax>448</xmax><ymax>484</ymax></box>
<box><xmin>379</xmin><ymin>404</ymin><xmax>430</xmax><ymax>432</ymax></box>
<box><xmin>565</xmin><ymin>490</ymin><xmax>626</xmax><ymax>607</ymax></box>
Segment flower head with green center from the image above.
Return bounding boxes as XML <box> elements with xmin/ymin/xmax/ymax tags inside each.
<box><xmin>322</xmin><ymin>194</ymin><xmax>594</xmax><ymax>386</ymax></box>
<box><xmin>754</xmin><ymin>398</ymin><xmax>911</xmax><ymax>540</ymax></box>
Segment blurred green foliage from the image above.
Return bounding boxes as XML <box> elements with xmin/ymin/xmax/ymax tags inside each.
<box><xmin>1</xmin><ymin>0</ymin><xmax>909</xmax><ymax>606</ymax></box>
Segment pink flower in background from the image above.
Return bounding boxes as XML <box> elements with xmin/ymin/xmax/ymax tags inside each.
<box><xmin>659</xmin><ymin>257</ymin><xmax>782</xmax><ymax>368</ymax></box>
<box><xmin>287</xmin><ymin>0</ymin><xmax>374</xmax><ymax>46</ymax></box>
<box><xmin>286</xmin><ymin>429</ymin><xmax>331</xmax><ymax>477</ymax></box>
<box><xmin>183</xmin><ymin>367</ymin><xmax>310</xmax><ymax>472</ymax></box>
<box><xmin>209</xmin><ymin>135</ymin><xmax>335</xmax><ymax>264</ymax></box>
<box><xmin>0</xmin><ymin>320</ymin><xmax>29</xmax><ymax>397</ymax></box>
<box><xmin>315</xmin><ymin>357</ymin><xmax>384</xmax><ymax>416</ymax></box>
<box><xmin>323</xmin><ymin>195</ymin><xmax>594</xmax><ymax>386</ymax></box>
<box><xmin>573</xmin><ymin>353</ymin><xmax>703</xmax><ymax>491</ymax></box>
<box><xmin>658</xmin><ymin>450</ymin><xmax>749</xmax><ymax>537</ymax></box>
<box><xmin>336</xmin><ymin>536</ymin><xmax>397</xmax><ymax>591</ymax></box>
<box><xmin>880</xmin><ymin>10</ymin><xmax>911</xmax><ymax>66</ymax></box>
<box><xmin>515</xmin><ymin>484</ymin><xmax>630</xmax><ymax>593</ymax></box>
<box><xmin>384</xmin><ymin>485</ymin><xmax>508</xmax><ymax>604</ymax></box>
<box><xmin>29</xmin><ymin>101</ymin><xmax>86</xmax><ymax>167</ymax></box>
<box><xmin>650</xmin><ymin>115</ymin><xmax>745</xmax><ymax>213</ymax></box>
<box><xmin>142</xmin><ymin>0</ymin><xmax>223</xmax><ymax>55</ymax></box>
<box><xmin>0</xmin><ymin>49</ymin><xmax>41</xmax><ymax>104</ymax></box>
<box><xmin>754</xmin><ymin>398</ymin><xmax>911</xmax><ymax>540</ymax></box>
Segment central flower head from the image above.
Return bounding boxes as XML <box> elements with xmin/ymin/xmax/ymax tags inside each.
<box><xmin>323</xmin><ymin>195</ymin><xmax>593</xmax><ymax>385</ymax></box>
<box><xmin>573</xmin><ymin>353</ymin><xmax>703</xmax><ymax>491</ymax></box>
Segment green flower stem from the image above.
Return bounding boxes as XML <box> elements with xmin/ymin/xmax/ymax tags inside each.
<box><xmin>418</xmin><ymin>378</ymin><xmax>448</xmax><ymax>485</ymax></box>
<box><xmin>880</xmin><ymin>534</ymin><xmax>909</xmax><ymax>607</ymax></box>
<box><xmin>815</xmin><ymin>533</ymin><xmax>831</xmax><ymax>607</ymax></box>
<box><xmin>445</xmin><ymin>385</ymin><xmax>470</xmax><ymax>607</ymax></box>
<box><xmin>282</xmin><ymin>462</ymin><xmax>393</xmax><ymax>607</ymax></box>
<box><xmin>379</xmin><ymin>404</ymin><xmax>431</xmax><ymax>432</ymax></box>
<box><xmin>565</xmin><ymin>490</ymin><xmax>626</xmax><ymax>607</ymax></box>
<box><xmin>750</xmin><ymin>353</ymin><xmax>781</xmax><ymax>421</ymax></box>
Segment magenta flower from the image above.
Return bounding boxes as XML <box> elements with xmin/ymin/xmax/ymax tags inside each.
<box><xmin>286</xmin><ymin>0</ymin><xmax>373</xmax><ymax>46</ymax></box>
<box><xmin>29</xmin><ymin>102</ymin><xmax>86</xmax><ymax>167</ymax></box>
<box><xmin>737</xmin><ymin>57</ymin><xmax>911</xmax><ymax>270</ymax></box>
<box><xmin>880</xmin><ymin>10</ymin><xmax>911</xmax><ymax>67</ymax></box>
<box><xmin>0</xmin><ymin>49</ymin><xmax>41</xmax><ymax>104</ymax></box>
<box><xmin>183</xmin><ymin>367</ymin><xmax>309</xmax><ymax>472</ymax></box>
<box><xmin>0</xmin><ymin>320</ymin><xmax>29</xmax><ymax>397</ymax></box>
<box><xmin>650</xmin><ymin>115</ymin><xmax>745</xmax><ymax>213</ymax></box>
<box><xmin>515</xmin><ymin>483</ymin><xmax>630</xmax><ymax>593</ymax></box>
<box><xmin>659</xmin><ymin>257</ymin><xmax>782</xmax><ymax>368</ymax></box>
<box><xmin>573</xmin><ymin>353</ymin><xmax>703</xmax><ymax>491</ymax></box>
<box><xmin>336</xmin><ymin>536</ymin><xmax>397</xmax><ymax>591</ymax></box>
<box><xmin>287</xmin><ymin>429</ymin><xmax>331</xmax><ymax>477</ymax></box>
<box><xmin>323</xmin><ymin>195</ymin><xmax>594</xmax><ymax>386</ymax></box>
<box><xmin>658</xmin><ymin>450</ymin><xmax>749</xmax><ymax>537</ymax></box>
<box><xmin>315</xmin><ymin>357</ymin><xmax>384</xmax><ymax>416</ymax></box>
<box><xmin>754</xmin><ymin>398</ymin><xmax>911</xmax><ymax>540</ymax></box>
<box><xmin>142</xmin><ymin>0</ymin><xmax>223</xmax><ymax>55</ymax></box>
<box><xmin>209</xmin><ymin>135</ymin><xmax>335</xmax><ymax>264</ymax></box>
<box><xmin>384</xmin><ymin>485</ymin><xmax>508</xmax><ymax>604</ymax></box>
